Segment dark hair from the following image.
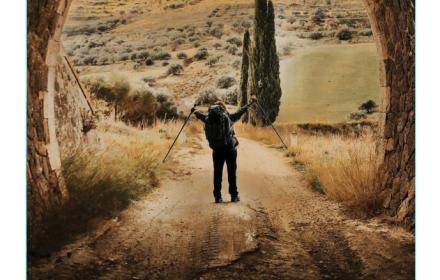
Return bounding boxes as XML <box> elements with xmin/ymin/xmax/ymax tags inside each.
<box><xmin>214</xmin><ymin>100</ymin><xmax>227</xmax><ymax>111</ymax></box>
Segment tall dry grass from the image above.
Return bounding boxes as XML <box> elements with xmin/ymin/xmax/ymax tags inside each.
<box><xmin>236</xmin><ymin>122</ymin><xmax>381</xmax><ymax>217</ymax></box>
<box><xmin>290</xmin><ymin>131</ymin><xmax>381</xmax><ymax>216</ymax></box>
<box><xmin>35</xmin><ymin>120</ymin><xmax>192</xmax><ymax>254</ymax></box>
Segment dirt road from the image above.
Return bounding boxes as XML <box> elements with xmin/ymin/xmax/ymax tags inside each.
<box><xmin>29</xmin><ymin>138</ymin><xmax>414</xmax><ymax>280</ymax></box>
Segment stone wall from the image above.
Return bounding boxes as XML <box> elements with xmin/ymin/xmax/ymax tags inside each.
<box><xmin>54</xmin><ymin>51</ymin><xmax>94</xmax><ymax>159</ymax></box>
<box><xmin>27</xmin><ymin>0</ymin><xmax>75</xmax><ymax>251</ymax></box>
<box><xmin>365</xmin><ymin>0</ymin><xmax>415</xmax><ymax>230</ymax></box>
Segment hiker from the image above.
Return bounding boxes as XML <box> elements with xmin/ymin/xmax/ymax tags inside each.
<box><xmin>192</xmin><ymin>97</ymin><xmax>256</xmax><ymax>203</ymax></box>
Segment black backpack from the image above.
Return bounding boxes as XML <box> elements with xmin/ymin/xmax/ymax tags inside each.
<box><xmin>204</xmin><ymin>105</ymin><xmax>233</xmax><ymax>150</ymax></box>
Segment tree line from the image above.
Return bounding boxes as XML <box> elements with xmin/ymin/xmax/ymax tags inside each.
<box><xmin>84</xmin><ymin>76</ymin><xmax>180</xmax><ymax>127</ymax></box>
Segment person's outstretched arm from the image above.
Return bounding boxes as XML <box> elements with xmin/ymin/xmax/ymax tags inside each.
<box><xmin>192</xmin><ymin>108</ymin><xmax>208</xmax><ymax>123</ymax></box>
<box><xmin>229</xmin><ymin>96</ymin><xmax>256</xmax><ymax>122</ymax></box>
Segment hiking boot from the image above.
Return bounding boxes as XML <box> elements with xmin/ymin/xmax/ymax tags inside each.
<box><xmin>231</xmin><ymin>195</ymin><xmax>240</xmax><ymax>203</ymax></box>
<box><xmin>215</xmin><ymin>197</ymin><xmax>223</xmax><ymax>203</ymax></box>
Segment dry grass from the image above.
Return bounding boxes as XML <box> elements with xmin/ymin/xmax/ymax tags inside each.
<box><xmin>289</xmin><ymin>131</ymin><xmax>382</xmax><ymax>216</ymax></box>
<box><xmin>235</xmin><ymin>122</ymin><xmax>282</xmax><ymax>145</ymax></box>
<box><xmin>236</xmin><ymin>122</ymin><xmax>381</xmax><ymax>217</ymax></box>
<box><xmin>34</xmin><ymin>119</ymin><xmax>192</xmax><ymax>254</ymax></box>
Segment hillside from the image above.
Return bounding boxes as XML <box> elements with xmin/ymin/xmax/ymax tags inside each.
<box><xmin>63</xmin><ymin>0</ymin><xmax>377</xmax><ymax>123</ymax></box>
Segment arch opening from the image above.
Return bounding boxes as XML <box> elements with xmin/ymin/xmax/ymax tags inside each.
<box><xmin>27</xmin><ymin>0</ymin><xmax>415</xmax><ymax>249</ymax></box>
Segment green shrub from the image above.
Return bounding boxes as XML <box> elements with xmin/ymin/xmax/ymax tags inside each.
<box><xmin>337</xmin><ymin>29</ymin><xmax>352</xmax><ymax>40</ymax></box>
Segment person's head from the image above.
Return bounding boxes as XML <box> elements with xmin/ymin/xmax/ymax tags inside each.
<box><xmin>214</xmin><ymin>100</ymin><xmax>227</xmax><ymax>112</ymax></box>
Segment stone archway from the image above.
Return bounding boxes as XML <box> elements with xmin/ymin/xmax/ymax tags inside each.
<box><xmin>27</xmin><ymin>0</ymin><xmax>415</xmax><ymax>240</ymax></box>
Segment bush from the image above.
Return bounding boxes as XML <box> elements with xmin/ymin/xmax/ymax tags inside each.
<box><xmin>223</xmin><ymin>88</ymin><xmax>238</xmax><ymax>105</ymax></box>
<box><xmin>196</xmin><ymin>89</ymin><xmax>219</xmax><ymax>105</ymax></box>
<box><xmin>142</xmin><ymin>76</ymin><xmax>156</xmax><ymax>84</ymax></box>
<box><xmin>213</xmin><ymin>42</ymin><xmax>222</xmax><ymax>49</ymax></box>
<box><xmin>118</xmin><ymin>53</ymin><xmax>130</xmax><ymax>61</ymax></box>
<box><xmin>138</xmin><ymin>51</ymin><xmax>150</xmax><ymax>60</ymax></box>
<box><xmin>232</xmin><ymin>60</ymin><xmax>241</xmax><ymax>69</ymax></box>
<box><xmin>121</xmin><ymin>89</ymin><xmax>157</xmax><ymax>125</ymax></box>
<box><xmin>166</xmin><ymin>63</ymin><xmax>184</xmax><ymax>76</ymax></box>
<box><xmin>177</xmin><ymin>52</ymin><xmax>188</xmax><ymax>59</ymax></box>
<box><xmin>227</xmin><ymin>45</ymin><xmax>238</xmax><ymax>55</ymax></box>
<box><xmin>209</xmin><ymin>27</ymin><xmax>224</xmax><ymax>39</ymax></box>
<box><xmin>312</xmin><ymin>9</ymin><xmax>326</xmax><ymax>24</ymax></box>
<box><xmin>85</xmin><ymin>75</ymin><xmax>130</xmax><ymax>121</ymax></box>
<box><xmin>145</xmin><ymin>57</ymin><xmax>154</xmax><ymax>65</ymax></box>
<box><xmin>156</xmin><ymin>94</ymin><xmax>179</xmax><ymax>120</ymax></box>
<box><xmin>83</xmin><ymin>55</ymin><xmax>97</xmax><ymax>65</ymax></box>
<box><xmin>217</xmin><ymin>76</ymin><xmax>236</xmax><ymax>89</ymax></box>
<box><xmin>359</xmin><ymin>29</ymin><xmax>373</xmax><ymax>36</ymax></box>
<box><xmin>151</xmin><ymin>49</ymin><xmax>171</xmax><ymax>60</ymax></box>
<box><xmin>350</xmin><ymin>112</ymin><xmax>365</xmax><ymax>120</ymax></box>
<box><xmin>188</xmin><ymin>36</ymin><xmax>200</xmax><ymax>42</ymax></box>
<box><xmin>194</xmin><ymin>47</ymin><xmax>209</xmax><ymax>60</ymax></box>
<box><xmin>310</xmin><ymin>32</ymin><xmax>323</xmax><ymax>40</ymax></box>
<box><xmin>226</xmin><ymin>37</ymin><xmax>242</xmax><ymax>47</ymax></box>
<box><xmin>337</xmin><ymin>29</ymin><xmax>352</xmax><ymax>40</ymax></box>
<box><xmin>206</xmin><ymin>56</ymin><xmax>221</xmax><ymax>67</ymax></box>
<box><xmin>358</xmin><ymin>100</ymin><xmax>377</xmax><ymax>114</ymax></box>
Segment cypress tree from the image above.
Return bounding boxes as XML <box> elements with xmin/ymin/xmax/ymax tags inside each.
<box><xmin>248</xmin><ymin>0</ymin><xmax>282</xmax><ymax>126</ymax></box>
<box><xmin>239</xmin><ymin>29</ymin><xmax>251</xmax><ymax>123</ymax></box>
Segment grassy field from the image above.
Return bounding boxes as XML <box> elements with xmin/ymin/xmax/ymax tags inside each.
<box><xmin>278</xmin><ymin>43</ymin><xmax>380</xmax><ymax>123</ymax></box>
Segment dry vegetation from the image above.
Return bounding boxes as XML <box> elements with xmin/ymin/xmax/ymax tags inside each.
<box><xmin>63</xmin><ymin>0</ymin><xmax>373</xmax><ymax>114</ymax></box>
<box><xmin>34</xmin><ymin>119</ymin><xmax>197</xmax><ymax>254</ymax></box>
<box><xmin>236</xmin><ymin>122</ymin><xmax>381</xmax><ymax>217</ymax></box>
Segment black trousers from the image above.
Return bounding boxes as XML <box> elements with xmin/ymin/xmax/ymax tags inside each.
<box><xmin>212</xmin><ymin>147</ymin><xmax>238</xmax><ymax>198</ymax></box>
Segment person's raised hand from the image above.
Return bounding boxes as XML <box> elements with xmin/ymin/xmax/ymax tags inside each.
<box><xmin>250</xmin><ymin>95</ymin><xmax>257</xmax><ymax>104</ymax></box>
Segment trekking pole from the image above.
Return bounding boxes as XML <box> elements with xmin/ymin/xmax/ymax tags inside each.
<box><xmin>162</xmin><ymin>103</ymin><xmax>196</xmax><ymax>163</ymax></box>
<box><xmin>252</xmin><ymin>96</ymin><xmax>289</xmax><ymax>150</ymax></box>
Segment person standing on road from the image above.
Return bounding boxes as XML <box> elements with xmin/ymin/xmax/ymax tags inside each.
<box><xmin>192</xmin><ymin>96</ymin><xmax>256</xmax><ymax>203</ymax></box>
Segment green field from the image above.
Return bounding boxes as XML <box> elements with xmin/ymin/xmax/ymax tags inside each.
<box><xmin>278</xmin><ymin>43</ymin><xmax>380</xmax><ymax>123</ymax></box>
